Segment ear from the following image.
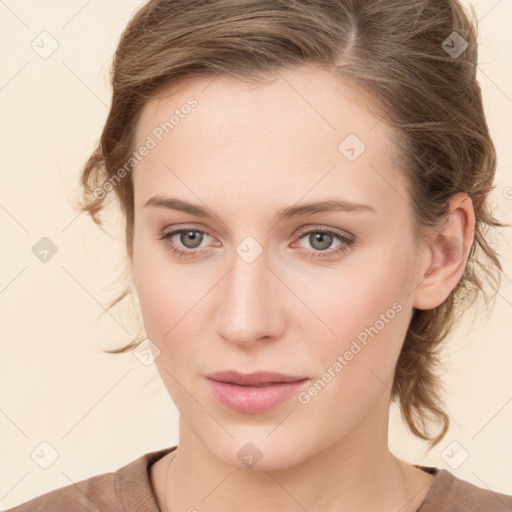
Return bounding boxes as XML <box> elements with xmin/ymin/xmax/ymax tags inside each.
<box><xmin>412</xmin><ymin>192</ymin><xmax>475</xmax><ymax>310</ymax></box>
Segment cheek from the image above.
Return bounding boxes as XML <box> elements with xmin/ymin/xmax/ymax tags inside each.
<box><xmin>131</xmin><ymin>239</ymin><xmax>213</xmax><ymax>347</ymax></box>
<box><xmin>307</xmin><ymin>248</ymin><xmax>414</xmax><ymax>384</ymax></box>
<box><xmin>135</xmin><ymin>277</ymin><xmax>171</xmax><ymax>339</ymax></box>
<box><xmin>309</xmin><ymin>264</ymin><xmax>409</xmax><ymax>339</ymax></box>
<box><xmin>132</xmin><ymin>240</ymin><xmax>178</xmax><ymax>339</ymax></box>
<box><xmin>298</xmin><ymin>280</ymin><xmax>409</xmax><ymax>434</ymax></box>
<box><xmin>317</xmin><ymin>292</ymin><xmax>408</xmax><ymax>389</ymax></box>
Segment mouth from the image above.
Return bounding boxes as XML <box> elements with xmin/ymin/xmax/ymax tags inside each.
<box><xmin>205</xmin><ymin>370</ymin><xmax>310</xmax><ymax>414</ymax></box>
<box><xmin>206</xmin><ymin>370</ymin><xmax>309</xmax><ymax>386</ymax></box>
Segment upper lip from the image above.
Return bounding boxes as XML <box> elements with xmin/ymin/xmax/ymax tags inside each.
<box><xmin>206</xmin><ymin>370</ymin><xmax>309</xmax><ymax>386</ymax></box>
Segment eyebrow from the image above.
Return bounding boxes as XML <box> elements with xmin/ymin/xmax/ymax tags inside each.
<box><xmin>143</xmin><ymin>195</ymin><xmax>376</xmax><ymax>223</ymax></box>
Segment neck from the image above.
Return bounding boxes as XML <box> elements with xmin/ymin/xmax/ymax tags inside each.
<box><xmin>155</xmin><ymin>396</ymin><xmax>434</xmax><ymax>512</ymax></box>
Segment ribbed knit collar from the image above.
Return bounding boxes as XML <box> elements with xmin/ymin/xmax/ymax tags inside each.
<box><xmin>115</xmin><ymin>446</ymin><xmax>453</xmax><ymax>512</ymax></box>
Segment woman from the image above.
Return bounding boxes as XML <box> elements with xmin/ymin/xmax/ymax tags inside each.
<box><xmin>6</xmin><ymin>0</ymin><xmax>512</xmax><ymax>510</ymax></box>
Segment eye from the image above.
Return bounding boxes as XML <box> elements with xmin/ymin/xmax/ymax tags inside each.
<box><xmin>293</xmin><ymin>228</ymin><xmax>354</xmax><ymax>260</ymax></box>
<box><xmin>158</xmin><ymin>228</ymin><xmax>212</xmax><ymax>258</ymax></box>
<box><xmin>158</xmin><ymin>226</ymin><xmax>354</xmax><ymax>260</ymax></box>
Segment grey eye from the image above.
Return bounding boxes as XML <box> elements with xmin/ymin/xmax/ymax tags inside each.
<box><xmin>305</xmin><ymin>232</ymin><xmax>336</xmax><ymax>251</ymax></box>
<box><xmin>179</xmin><ymin>230</ymin><xmax>204</xmax><ymax>249</ymax></box>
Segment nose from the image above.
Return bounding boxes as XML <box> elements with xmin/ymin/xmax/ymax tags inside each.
<box><xmin>215</xmin><ymin>244</ymin><xmax>286</xmax><ymax>348</ymax></box>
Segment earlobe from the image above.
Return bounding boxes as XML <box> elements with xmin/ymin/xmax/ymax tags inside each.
<box><xmin>412</xmin><ymin>193</ymin><xmax>475</xmax><ymax>310</ymax></box>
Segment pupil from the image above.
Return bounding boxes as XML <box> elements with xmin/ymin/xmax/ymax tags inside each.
<box><xmin>312</xmin><ymin>233</ymin><xmax>332</xmax><ymax>250</ymax></box>
<box><xmin>182</xmin><ymin>231</ymin><xmax>202</xmax><ymax>248</ymax></box>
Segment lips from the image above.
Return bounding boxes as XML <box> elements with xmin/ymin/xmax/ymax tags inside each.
<box><xmin>206</xmin><ymin>370</ymin><xmax>308</xmax><ymax>386</ymax></box>
<box><xmin>205</xmin><ymin>370</ymin><xmax>310</xmax><ymax>414</ymax></box>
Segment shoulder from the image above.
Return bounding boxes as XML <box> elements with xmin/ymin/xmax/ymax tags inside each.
<box><xmin>418</xmin><ymin>466</ymin><xmax>512</xmax><ymax>512</ymax></box>
<box><xmin>3</xmin><ymin>472</ymin><xmax>117</xmax><ymax>512</ymax></box>
<box><xmin>3</xmin><ymin>447</ymin><xmax>176</xmax><ymax>512</ymax></box>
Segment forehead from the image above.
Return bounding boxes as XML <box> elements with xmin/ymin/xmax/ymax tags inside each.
<box><xmin>132</xmin><ymin>68</ymin><xmax>409</xmax><ymax>218</ymax></box>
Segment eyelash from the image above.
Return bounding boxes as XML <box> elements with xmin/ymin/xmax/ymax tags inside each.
<box><xmin>158</xmin><ymin>226</ymin><xmax>354</xmax><ymax>260</ymax></box>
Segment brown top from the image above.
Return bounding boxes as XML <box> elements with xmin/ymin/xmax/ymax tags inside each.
<box><xmin>5</xmin><ymin>445</ymin><xmax>512</xmax><ymax>511</ymax></box>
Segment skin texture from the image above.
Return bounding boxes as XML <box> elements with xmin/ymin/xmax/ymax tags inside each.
<box><xmin>128</xmin><ymin>67</ymin><xmax>475</xmax><ymax>512</ymax></box>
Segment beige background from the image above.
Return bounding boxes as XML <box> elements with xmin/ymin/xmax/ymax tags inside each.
<box><xmin>1</xmin><ymin>0</ymin><xmax>511</xmax><ymax>508</ymax></box>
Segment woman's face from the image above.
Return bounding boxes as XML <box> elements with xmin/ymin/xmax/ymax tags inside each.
<box><xmin>130</xmin><ymin>67</ymin><xmax>427</xmax><ymax>469</ymax></box>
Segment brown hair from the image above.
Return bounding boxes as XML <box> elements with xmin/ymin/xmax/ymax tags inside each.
<box><xmin>78</xmin><ymin>0</ymin><xmax>509</xmax><ymax>449</ymax></box>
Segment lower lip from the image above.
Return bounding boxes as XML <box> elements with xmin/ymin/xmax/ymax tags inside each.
<box><xmin>206</xmin><ymin>378</ymin><xmax>309</xmax><ymax>414</ymax></box>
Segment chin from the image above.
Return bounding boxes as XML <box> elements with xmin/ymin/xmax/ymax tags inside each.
<box><xmin>200</xmin><ymin>431</ymin><xmax>312</xmax><ymax>472</ymax></box>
